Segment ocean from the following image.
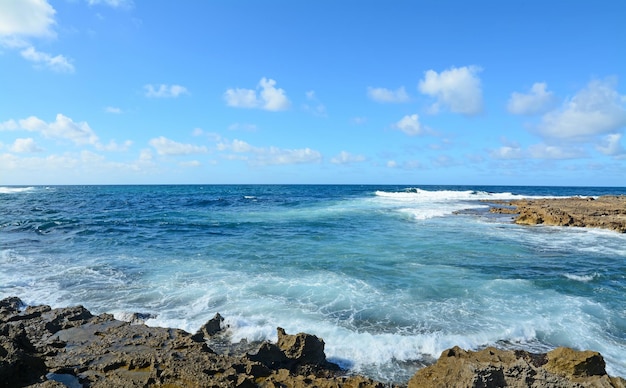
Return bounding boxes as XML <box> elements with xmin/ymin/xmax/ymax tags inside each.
<box><xmin>1</xmin><ymin>185</ymin><xmax>625</xmax><ymax>383</ymax></box>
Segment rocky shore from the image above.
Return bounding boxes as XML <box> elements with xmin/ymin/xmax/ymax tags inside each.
<box><xmin>2</xmin><ymin>297</ymin><xmax>625</xmax><ymax>387</ymax></box>
<box><xmin>487</xmin><ymin>195</ymin><xmax>626</xmax><ymax>233</ymax></box>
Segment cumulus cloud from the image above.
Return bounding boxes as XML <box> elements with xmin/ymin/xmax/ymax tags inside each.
<box><xmin>395</xmin><ymin>114</ymin><xmax>425</xmax><ymax>136</ymax></box>
<box><xmin>0</xmin><ymin>0</ymin><xmax>75</xmax><ymax>73</ymax></box>
<box><xmin>0</xmin><ymin>0</ymin><xmax>56</xmax><ymax>38</ymax></box>
<box><xmin>528</xmin><ymin>144</ymin><xmax>585</xmax><ymax>159</ymax></box>
<box><xmin>418</xmin><ymin>66</ymin><xmax>483</xmax><ymax>115</ymax></box>
<box><xmin>149</xmin><ymin>136</ymin><xmax>207</xmax><ymax>156</ymax></box>
<box><xmin>507</xmin><ymin>82</ymin><xmax>557</xmax><ymax>115</ymax></box>
<box><xmin>0</xmin><ymin>119</ymin><xmax>19</xmax><ymax>131</ymax></box>
<box><xmin>367</xmin><ymin>87</ymin><xmax>410</xmax><ymax>103</ymax></box>
<box><xmin>217</xmin><ymin>139</ymin><xmax>321</xmax><ymax>166</ymax></box>
<box><xmin>144</xmin><ymin>84</ymin><xmax>189</xmax><ymax>98</ymax></box>
<box><xmin>491</xmin><ymin>145</ymin><xmax>523</xmax><ymax>160</ymax></box>
<box><xmin>9</xmin><ymin>138</ymin><xmax>43</xmax><ymax>153</ymax></box>
<box><xmin>20</xmin><ymin>46</ymin><xmax>74</xmax><ymax>73</ymax></box>
<box><xmin>97</xmin><ymin>139</ymin><xmax>133</xmax><ymax>152</ymax></box>
<box><xmin>536</xmin><ymin>79</ymin><xmax>626</xmax><ymax>141</ymax></box>
<box><xmin>2</xmin><ymin>114</ymin><xmax>132</xmax><ymax>152</ymax></box>
<box><xmin>224</xmin><ymin>78</ymin><xmax>290</xmax><ymax>111</ymax></box>
<box><xmin>19</xmin><ymin>114</ymin><xmax>99</xmax><ymax>145</ymax></box>
<box><xmin>596</xmin><ymin>133</ymin><xmax>625</xmax><ymax>157</ymax></box>
<box><xmin>330</xmin><ymin>151</ymin><xmax>366</xmax><ymax>165</ymax></box>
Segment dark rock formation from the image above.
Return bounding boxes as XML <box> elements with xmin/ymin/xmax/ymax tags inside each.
<box><xmin>0</xmin><ymin>297</ymin><xmax>382</xmax><ymax>387</ymax></box>
<box><xmin>2</xmin><ymin>296</ymin><xmax>625</xmax><ymax>387</ymax></box>
<box><xmin>488</xmin><ymin>195</ymin><xmax>626</xmax><ymax>233</ymax></box>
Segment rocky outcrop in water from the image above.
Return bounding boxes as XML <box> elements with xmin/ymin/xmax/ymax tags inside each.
<box><xmin>488</xmin><ymin>195</ymin><xmax>626</xmax><ymax>233</ymax></box>
<box><xmin>2</xmin><ymin>296</ymin><xmax>625</xmax><ymax>387</ymax></box>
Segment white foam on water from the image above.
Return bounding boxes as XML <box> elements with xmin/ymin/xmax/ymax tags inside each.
<box><xmin>563</xmin><ymin>273</ymin><xmax>599</xmax><ymax>282</ymax></box>
<box><xmin>0</xmin><ymin>186</ymin><xmax>35</xmax><ymax>194</ymax></box>
<box><xmin>372</xmin><ymin>188</ymin><xmax>538</xmax><ymax>220</ymax></box>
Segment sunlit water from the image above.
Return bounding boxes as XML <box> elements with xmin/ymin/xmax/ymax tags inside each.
<box><xmin>1</xmin><ymin>185</ymin><xmax>624</xmax><ymax>383</ymax></box>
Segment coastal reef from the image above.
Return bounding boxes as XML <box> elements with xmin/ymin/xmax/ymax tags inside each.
<box><xmin>2</xmin><ymin>297</ymin><xmax>625</xmax><ymax>387</ymax></box>
<box><xmin>488</xmin><ymin>195</ymin><xmax>626</xmax><ymax>233</ymax></box>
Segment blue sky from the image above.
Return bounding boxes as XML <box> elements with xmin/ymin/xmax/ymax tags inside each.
<box><xmin>1</xmin><ymin>0</ymin><xmax>625</xmax><ymax>185</ymax></box>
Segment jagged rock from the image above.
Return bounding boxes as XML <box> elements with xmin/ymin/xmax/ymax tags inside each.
<box><xmin>488</xmin><ymin>195</ymin><xmax>626</xmax><ymax>233</ymax></box>
<box><xmin>408</xmin><ymin>346</ymin><xmax>626</xmax><ymax>388</ymax></box>
<box><xmin>277</xmin><ymin>326</ymin><xmax>327</xmax><ymax>366</ymax></box>
<box><xmin>191</xmin><ymin>312</ymin><xmax>224</xmax><ymax>341</ymax></box>
<box><xmin>3</xmin><ymin>296</ymin><xmax>625</xmax><ymax>388</ymax></box>
<box><xmin>0</xmin><ymin>322</ymin><xmax>47</xmax><ymax>387</ymax></box>
<box><xmin>545</xmin><ymin>347</ymin><xmax>606</xmax><ymax>378</ymax></box>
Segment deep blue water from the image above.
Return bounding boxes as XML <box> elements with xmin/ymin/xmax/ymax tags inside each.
<box><xmin>1</xmin><ymin>185</ymin><xmax>625</xmax><ymax>382</ymax></box>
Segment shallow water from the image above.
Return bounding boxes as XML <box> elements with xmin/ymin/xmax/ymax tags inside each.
<box><xmin>1</xmin><ymin>185</ymin><xmax>624</xmax><ymax>383</ymax></box>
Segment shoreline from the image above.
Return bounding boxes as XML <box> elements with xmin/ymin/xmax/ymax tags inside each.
<box><xmin>485</xmin><ymin>195</ymin><xmax>626</xmax><ymax>233</ymax></box>
<box><xmin>2</xmin><ymin>297</ymin><xmax>625</xmax><ymax>387</ymax></box>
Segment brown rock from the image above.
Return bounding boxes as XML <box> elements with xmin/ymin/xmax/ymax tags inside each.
<box><xmin>488</xmin><ymin>195</ymin><xmax>626</xmax><ymax>233</ymax></box>
<box><xmin>545</xmin><ymin>347</ymin><xmax>606</xmax><ymax>378</ymax></box>
<box><xmin>277</xmin><ymin>326</ymin><xmax>327</xmax><ymax>366</ymax></box>
<box><xmin>408</xmin><ymin>346</ymin><xmax>626</xmax><ymax>388</ymax></box>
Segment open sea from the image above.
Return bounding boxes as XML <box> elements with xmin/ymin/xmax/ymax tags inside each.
<box><xmin>1</xmin><ymin>185</ymin><xmax>625</xmax><ymax>383</ymax></box>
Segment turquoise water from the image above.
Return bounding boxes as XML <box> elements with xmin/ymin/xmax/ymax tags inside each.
<box><xmin>1</xmin><ymin>185</ymin><xmax>625</xmax><ymax>382</ymax></box>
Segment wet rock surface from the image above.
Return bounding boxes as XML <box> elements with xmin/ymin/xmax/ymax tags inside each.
<box><xmin>2</xmin><ymin>296</ymin><xmax>625</xmax><ymax>387</ymax></box>
<box><xmin>488</xmin><ymin>195</ymin><xmax>626</xmax><ymax>233</ymax></box>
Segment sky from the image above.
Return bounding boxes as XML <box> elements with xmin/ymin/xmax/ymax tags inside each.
<box><xmin>1</xmin><ymin>0</ymin><xmax>625</xmax><ymax>186</ymax></box>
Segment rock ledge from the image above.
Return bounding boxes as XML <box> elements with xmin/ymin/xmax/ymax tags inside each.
<box><xmin>2</xmin><ymin>297</ymin><xmax>625</xmax><ymax>387</ymax></box>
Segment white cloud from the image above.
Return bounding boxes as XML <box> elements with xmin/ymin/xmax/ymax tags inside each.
<box><xmin>0</xmin><ymin>119</ymin><xmax>19</xmax><ymax>131</ymax></box>
<box><xmin>20</xmin><ymin>46</ymin><xmax>74</xmax><ymax>73</ymax></box>
<box><xmin>19</xmin><ymin>113</ymin><xmax>99</xmax><ymax>145</ymax></box>
<box><xmin>367</xmin><ymin>87</ymin><xmax>410</xmax><ymax>103</ymax></box>
<box><xmin>105</xmin><ymin>106</ymin><xmax>122</xmax><ymax>114</ymax></box>
<box><xmin>0</xmin><ymin>1</ymin><xmax>76</xmax><ymax>73</ymax></box>
<box><xmin>9</xmin><ymin>138</ymin><xmax>43</xmax><ymax>153</ymax></box>
<box><xmin>491</xmin><ymin>145</ymin><xmax>523</xmax><ymax>160</ymax></box>
<box><xmin>4</xmin><ymin>114</ymin><xmax>133</xmax><ymax>152</ymax></box>
<box><xmin>144</xmin><ymin>84</ymin><xmax>189</xmax><ymax>98</ymax></box>
<box><xmin>330</xmin><ymin>151</ymin><xmax>366</xmax><ymax>165</ymax></box>
<box><xmin>507</xmin><ymin>82</ymin><xmax>557</xmax><ymax>115</ymax></box>
<box><xmin>596</xmin><ymin>133</ymin><xmax>625</xmax><ymax>156</ymax></box>
<box><xmin>96</xmin><ymin>139</ymin><xmax>133</xmax><ymax>152</ymax></box>
<box><xmin>217</xmin><ymin>138</ymin><xmax>321</xmax><ymax>166</ymax></box>
<box><xmin>224</xmin><ymin>78</ymin><xmax>290</xmax><ymax>111</ymax></box>
<box><xmin>0</xmin><ymin>0</ymin><xmax>56</xmax><ymax>37</ymax></box>
<box><xmin>418</xmin><ymin>66</ymin><xmax>483</xmax><ymax>115</ymax></box>
<box><xmin>395</xmin><ymin>114</ymin><xmax>424</xmax><ymax>136</ymax></box>
<box><xmin>302</xmin><ymin>90</ymin><xmax>327</xmax><ymax>116</ymax></box>
<box><xmin>149</xmin><ymin>136</ymin><xmax>207</xmax><ymax>156</ymax></box>
<box><xmin>528</xmin><ymin>144</ymin><xmax>585</xmax><ymax>159</ymax></box>
<box><xmin>178</xmin><ymin>160</ymin><xmax>201</xmax><ymax>167</ymax></box>
<box><xmin>537</xmin><ymin>79</ymin><xmax>626</xmax><ymax>141</ymax></box>
<box><xmin>87</xmin><ymin>0</ymin><xmax>133</xmax><ymax>8</ymax></box>
<box><xmin>386</xmin><ymin>160</ymin><xmax>398</xmax><ymax>168</ymax></box>
<box><xmin>228</xmin><ymin>123</ymin><xmax>258</xmax><ymax>131</ymax></box>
